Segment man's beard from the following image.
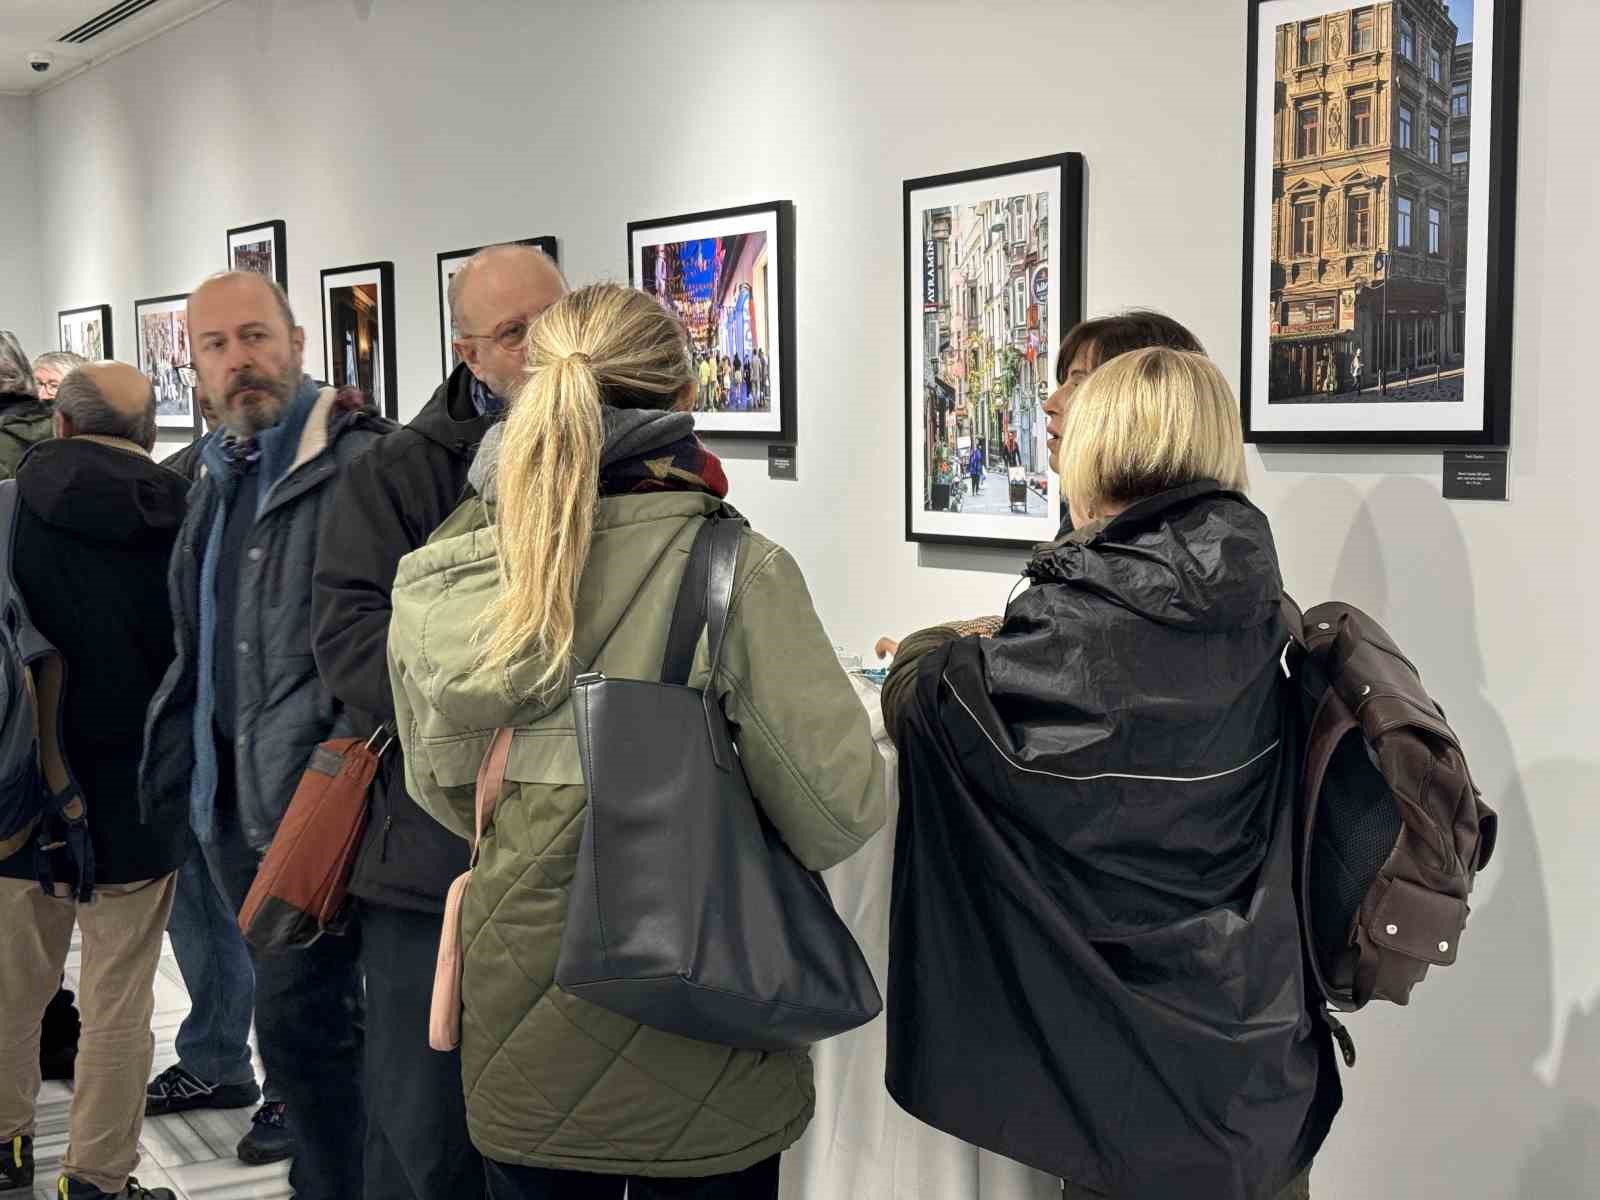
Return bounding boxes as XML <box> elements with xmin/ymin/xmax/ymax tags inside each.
<box><xmin>222</xmin><ymin>363</ymin><xmax>299</xmax><ymax>438</ymax></box>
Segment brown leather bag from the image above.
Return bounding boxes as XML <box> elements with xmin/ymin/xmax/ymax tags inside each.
<box><xmin>429</xmin><ymin>727</ymin><xmax>513</xmax><ymax>1052</ymax></box>
<box><xmin>1283</xmin><ymin>598</ymin><xmax>1498</xmax><ymax>1016</ymax></box>
<box><xmin>238</xmin><ymin>726</ymin><xmax>392</xmax><ymax>951</ymax></box>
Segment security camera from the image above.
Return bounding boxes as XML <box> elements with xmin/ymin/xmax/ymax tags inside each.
<box><xmin>28</xmin><ymin>53</ymin><xmax>53</xmax><ymax>73</ymax></box>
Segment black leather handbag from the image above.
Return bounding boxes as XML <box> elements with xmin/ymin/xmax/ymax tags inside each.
<box><xmin>556</xmin><ymin>515</ymin><xmax>882</xmax><ymax>1050</ymax></box>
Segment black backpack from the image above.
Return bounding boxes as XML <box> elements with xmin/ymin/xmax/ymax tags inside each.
<box><xmin>0</xmin><ymin>479</ymin><xmax>94</xmax><ymax>899</ymax></box>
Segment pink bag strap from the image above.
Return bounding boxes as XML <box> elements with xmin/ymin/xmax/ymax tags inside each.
<box><xmin>472</xmin><ymin>729</ymin><xmax>515</xmax><ymax>861</ymax></box>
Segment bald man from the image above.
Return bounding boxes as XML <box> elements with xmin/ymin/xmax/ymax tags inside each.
<box><xmin>0</xmin><ymin>362</ymin><xmax>188</xmax><ymax>1200</ymax></box>
<box><xmin>140</xmin><ymin>272</ymin><xmax>390</xmax><ymax>1200</ymax></box>
<box><xmin>309</xmin><ymin>243</ymin><xmax>564</xmax><ymax>1200</ymax></box>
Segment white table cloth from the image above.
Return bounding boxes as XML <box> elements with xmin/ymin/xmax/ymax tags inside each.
<box><xmin>779</xmin><ymin>677</ymin><xmax>1060</xmax><ymax>1200</ymax></box>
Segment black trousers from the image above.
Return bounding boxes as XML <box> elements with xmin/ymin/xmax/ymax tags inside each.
<box><xmin>200</xmin><ymin>742</ymin><xmax>366</xmax><ymax>1200</ymax></box>
<box><xmin>359</xmin><ymin>900</ymin><xmax>484</xmax><ymax>1200</ymax></box>
<box><xmin>484</xmin><ymin>1154</ymin><xmax>779</xmax><ymax>1200</ymax></box>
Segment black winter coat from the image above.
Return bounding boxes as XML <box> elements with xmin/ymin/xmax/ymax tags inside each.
<box><xmin>0</xmin><ymin>438</ymin><xmax>191</xmax><ymax>885</ymax></box>
<box><xmin>884</xmin><ymin>482</ymin><xmax>1340</xmax><ymax>1200</ymax></box>
<box><xmin>311</xmin><ymin>364</ymin><xmax>491</xmax><ymax>911</ymax></box>
<box><xmin>140</xmin><ymin>383</ymin><xmax>390</xmax><ymax>852</ymax></box>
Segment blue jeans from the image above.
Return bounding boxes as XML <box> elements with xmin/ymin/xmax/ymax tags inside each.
<box><xmin>165</xmin><ymin>843</ymin><xmax>260</xmax><ymax>1091</ymax></box>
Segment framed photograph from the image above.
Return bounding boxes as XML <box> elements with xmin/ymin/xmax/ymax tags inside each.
<box><xmin>321</xmin><ymin>262</ymin><xmax>398</xmax><ymax>420</ymax></box>
<box><xmin>904</xmin><ymin>154</ymin><xmax>1084</xmax><ymax>548</ymax></box>
<box><xmin>227</xmin><ymin>219</ymin><xmax>288</xmax><ymax>287</ymax></box>
<box><xmin>133</xmin><ymin>293</ymin><xmax>198</xmax><ymax>435</ymax></box>
<box><xmin>58</xmin><ymin>304</ymin><xmax>112</xmax><ymax>360</ymax></box>
<box><xmin>436</xmin><ymin>236</ymin><xmax>559</xmax><ymax>379</ymax></box>
<box><xmin>628</xmin><ymin>201</ymin><xmax>795</xmax><ymax>442</ymax></box>
<box><xmin>1242</xmin><ymin>0</ymin><xmax>1519</xmax><ymax>445</ymax></box>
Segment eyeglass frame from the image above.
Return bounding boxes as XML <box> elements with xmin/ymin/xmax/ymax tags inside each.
<box><xmin>453</xmin><ymin>315</ymin><xmax>536</xmax><ymax>355</ymax></box>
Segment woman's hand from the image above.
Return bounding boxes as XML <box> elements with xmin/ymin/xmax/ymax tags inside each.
<box><xmin>874</xmin><ymin>637</ymin><xmax>899</xmax><ymax>660</ymax></box>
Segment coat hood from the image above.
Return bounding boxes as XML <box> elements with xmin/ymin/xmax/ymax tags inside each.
<box><xmin>16</xmin><ymin>437</ymin><xmax>188</xmax><ymax>546</ymax></box>
<box><xmin>411</xmin><ymin>362</ymin><xmax>495</xmax><ymax>459</ymax></box>
<box><xmin>1022</xmin><ymin>481</ymin><xmax>1283</xmax><ymax>633</ymax></box>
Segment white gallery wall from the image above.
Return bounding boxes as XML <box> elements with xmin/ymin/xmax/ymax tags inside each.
<box><xmin>0</xmin><ymin>92</ymin><xmax>41</xmax><ymax>349</ymax></box>
<box><xmin>19</xmin><ymin>0</ymin><xmax>1599</xmax><ymax>1194</ymax></box>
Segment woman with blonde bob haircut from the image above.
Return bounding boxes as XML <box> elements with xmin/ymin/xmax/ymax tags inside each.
<box><xmin>882</xmin><ymin>346</ymin><xmax>1340</xmax><ymax>1199</ymax></box>
<box><xmin>387</xmin><ymin>283</ymin><xmax>884</xmax><ymax>1200</ymax></box>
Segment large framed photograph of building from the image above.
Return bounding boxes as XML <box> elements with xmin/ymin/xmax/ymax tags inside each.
<box><xmin>133</xmin><ymin>292</ymin><xmax>199</xmax><ymax>436</ymax></box>
<box><xmin>628</xmin><ymin>201</ymin><xmax>794</xmax><ymax>442</ymax></box>
<box><xmin>59</xmin><ymin>304</ymin><xmax>112</xmax><ymax>360</ymax></box>
<box><xmin>905</xmin><ymin>154</ymin><xmax>1083</xmax><ymax>547</ymax></box>
<box><xmin>320</xmin><ymin>262</ymin><xmax>398</xmax><ymax>420</ymax></box>
<box><xmin>1242</xmin><ymin>0</ymin><xmax>1519</xmax><ymax>445</ymax></box>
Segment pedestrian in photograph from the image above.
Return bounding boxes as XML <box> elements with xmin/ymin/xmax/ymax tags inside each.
<box><xmin>1349</xmin><ymin>346</ymin><xmax>1363</xmax><ymax>394</ymax></box>
<box><xmin>1003</xmin><ymin>430</ymin><xmax>1022</xmax><ymax>468</ymax></box>
<box><xmin>968</xmin><ymin>441</ymin><xmax>984</xmax><ymax>495</ymax></box>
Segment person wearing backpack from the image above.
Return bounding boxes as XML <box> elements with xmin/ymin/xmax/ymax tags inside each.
<box><xmin>0</xmin><ymin>362</ymin><xmax>191</xmax><ymax>1200</ymax></box>
<box><xmin>386</xmin><ymin>283</ymin><xmax>884</xmax><ymax>1200</ymax></box>
<box><xmin>879</xmin><ymin>349</ymin><xmax>1341</xmax><ymax>1200</ymax></box>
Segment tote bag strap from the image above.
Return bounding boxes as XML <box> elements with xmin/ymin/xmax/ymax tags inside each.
<box><xmin>471</xmin><ymin>727</ymin><xmax>515</xmax><ymax>865</ymax></box>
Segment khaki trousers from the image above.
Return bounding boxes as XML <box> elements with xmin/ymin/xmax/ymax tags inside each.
<box><xmin>0</xmin><ymin>873</ymin><xmax>177</xmax><ymax>1195</ymax></box>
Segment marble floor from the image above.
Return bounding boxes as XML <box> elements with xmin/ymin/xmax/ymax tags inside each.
<box><xmin>27</xmin><ymin>931</ymin><xmax>291</xmax><ymax>1200</ymax></box>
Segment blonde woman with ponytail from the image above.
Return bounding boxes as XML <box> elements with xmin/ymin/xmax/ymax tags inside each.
<box><xmin>387</xmin><ymin>283</ymin><xmax>885</xmax><ymax>1200</ymax></box>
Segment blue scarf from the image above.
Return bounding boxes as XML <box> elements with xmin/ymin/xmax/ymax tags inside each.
<box><xmin>188</xmin><ymin>376</ymin><xmax>320</xmax><ymax>841</ymax></box>
<box><xmin>470</xmin><ymin>373</ymin><xmax>506</xmax><ymax>418</ymax></box>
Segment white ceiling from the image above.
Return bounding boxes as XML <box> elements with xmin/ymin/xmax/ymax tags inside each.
<box><xmin>0</xmin><ymin>0</ymin><xmax>225</xmax><ymax>94</ymax></box>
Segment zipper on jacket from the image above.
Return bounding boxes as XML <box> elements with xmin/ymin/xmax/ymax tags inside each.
<box><xmin>379</xmin><ymin>814</ymin><xmax>393</xmax><ymax>863</ymax></box>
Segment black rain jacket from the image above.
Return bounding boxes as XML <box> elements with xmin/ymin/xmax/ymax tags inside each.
<box><xmin>885</xmin><ymin>482</ymin><xmax>1341</xmax><ymax>1200</ymax></box>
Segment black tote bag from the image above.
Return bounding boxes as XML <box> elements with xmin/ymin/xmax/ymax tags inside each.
<box><xmin>556</xmin><ymin>515</ymin><xmax>881</xmax><ymax>1050</ymax></box>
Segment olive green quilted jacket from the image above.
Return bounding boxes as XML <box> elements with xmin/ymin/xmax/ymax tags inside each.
<box><xmin>388</xmin><ymin>489</ymin><xmax>885</xmax><ymax>1177</ymax></box>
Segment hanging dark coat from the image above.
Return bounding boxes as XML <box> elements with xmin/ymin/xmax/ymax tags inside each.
<box><xmin>884</xmin><ymin>482</ymin><xmax>1341</xmax><ymax>1200</ymax></box>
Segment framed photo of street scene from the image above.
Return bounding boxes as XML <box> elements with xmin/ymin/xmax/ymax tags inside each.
<box><xmin>227</xmin><ymin>220</ymin><xmax>288</xmax><ymax>288</ymax></box>
<box><xmin>132</xmin><ymin>293</ymin><xmax>199</xmax><ymax>435</ymax></box>
<box><xmin>320</xmin><ymin>262</ymin><xmax>398</xmax><ymax>420</ymax></box>
<box><xmin>59</xmin><ymin>304</ymin><xmax>112</xmax><ymax>360</ymax></box>
<box><xmin>1241</xmin><ymin>0</ymin><xmax>1519</xmax><ymax>446</ymax></box>
<box><xmin>628</xmin><ymin>201</ymin><xmax>795</xmax><ymax>443</ymax></box>
<box><xmin>904</xmin><ymin>154</ymin><xmax>1083</xmax><ymax>548</ymax></box>
<box><xmin>436</xmin><ymin>236</ymin><xmax>559</xmax><ymax>380</ymax></box>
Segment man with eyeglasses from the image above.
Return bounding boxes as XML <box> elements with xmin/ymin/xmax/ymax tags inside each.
<box><xmin>311</xmin><ymin>243</ymin><xmax>565</xmax><ymax>1200</ymax></box>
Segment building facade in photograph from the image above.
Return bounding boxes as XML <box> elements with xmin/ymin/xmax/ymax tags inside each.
<box><xmin>1269</xmin><ymin>1</ymin><xmax>1463</xmax><ymax>400</ymax></box>
<box><xmin>922</xmin><ymin>193</ymin><xmax>1050</xmax><ymax>506</ymax></box>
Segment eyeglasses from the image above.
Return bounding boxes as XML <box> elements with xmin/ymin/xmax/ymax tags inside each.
<box><xmin>177</xmin><ymin>364</ymin><xmax>199</xmax><ymax>388</ymax></box>
<box><xmin>455</xmin><ymin>318</ymin><xmax>531</xmax><ymax>354</ymax></box>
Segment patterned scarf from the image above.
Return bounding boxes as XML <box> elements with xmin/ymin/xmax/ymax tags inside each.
<box><xmin>598</xmin><ymin>433</ymin><xmax>728</xmax><ymax>500</ymax></box>
<box><xmin>217</xmin><ymin>431</ymin><xmax>261</xmax><ymax>469</ymax></box>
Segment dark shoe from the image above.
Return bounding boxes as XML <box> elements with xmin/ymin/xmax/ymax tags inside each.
<box><xmin>236</xmin><ymin>1101</ymin><xmax>294</xmax><ymax>1166</ymax></box>
<box><xmin>58</xmin><ymin>1176</ymin><xmax>176</xmax><ymax>1199</ymax></box>
<box><xmin>40</xmin><ymin>987</ymin><xmax>80</xmax><ymax>1082</ymax></box>
<box><xmin>144</xmin><ymin>1064</ymin><xmax>260</xmax><ymax>1117</ymax></box>
<box><xmin>1</xmin><ymin>1135</ymin><xmax>32</xmax><ymax>1193</ymax></box>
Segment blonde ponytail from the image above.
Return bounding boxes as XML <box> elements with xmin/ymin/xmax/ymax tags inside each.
<box><xmin>478</xmin><ymin>283</ymin><xmax>695</xmax><ymax>693</ymax></box>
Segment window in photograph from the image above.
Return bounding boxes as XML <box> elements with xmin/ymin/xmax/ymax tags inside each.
<box><xmin>1352</xmin><ymin>8</ymin><xmax>1375</xmax><ymax>53</ymax></box>
<box><xmin>1295</xmin><ymin>200</ymin><xmax>1318</xmax><ymax>256</ymax></box>
<box><xmin>1429</xmin><ymin>46</ymin><xmax>1443</xmax><ymax>84</ymax></box>
<box><xmin>1010</xmin><ymin>276</ymin><xmax>1028</xmax><ymax>328</ymax></box>
<box><xmin>1347</xmin><ymin>192</ymin><xmax>1372</xmax><ymax>249</ymax></box>
<box><xmin>1397</xmin><ymin>196</ymin><xmax>1414</xmax><ymax>249</ymax></box>
<box><xmin>1399</xmin><ymin>16</ymin><xmax>1415</xmax><ymax>61</ymax></box>
<box><xmin>1297</xmin><ymin>104</ymin><xmax>1321</xmax><ymax>157</ymax></box>
<box><xmin>1452</xmin><ymin>81</ymin><xmax>1470</xmax><ymax>117</ymax></box>
<box><xmin>1399</xmin><ymin>102</ymin><xmax>1414</xmax><ymax>150</ymax></box>
<box><xmin>1429</xmin><ymin>122</ymin><xmax>1442</xmax><ymax>164</ymax></box>
<box><xmin>1452</xmin><ymin>149</ymin><xmax>1470</xmax><ymax>185</ymax></box>
<box><xmin>1429</xmin><ymin>206</ymin><xmax>1442</xmax><ymax>254</ymax></box>
<box><xmin>1299</xmin><ymin>20</ymin><xmax>1322</xmax><ymax>66</ymax></box>
<box><xmin>1350</xmin><ymin>96</ymin><xmax>1373</xmax><ymax>147</ymax></box>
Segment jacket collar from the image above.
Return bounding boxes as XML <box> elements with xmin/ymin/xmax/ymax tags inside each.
<box><xmin>72</xmin><ymin>434</ymin><xmax>151</xmax><ymax>460</ymax></box>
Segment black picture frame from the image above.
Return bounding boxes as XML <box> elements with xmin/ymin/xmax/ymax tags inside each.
<box><xmin>57</xmin><ymin>303</ymin><xmax>113</xmax><ymax>360</ymax></box>
<box><xmin>226</xmin><ymin>219</ymin><xmax>289</xmax><ymax>288</ymax></box>
<box><xmin>435</xmin><ymin>236</ymin><xmax>560</xmax><ymax>380</ymax></box>
<box><xmin>627</xmin><ymin>200</ymin><xmax>796</xmax><ymax>444</ymax></box>
<box><xmin>1240</xmin><ymin>0</ymin><xmax>1519</xmax><ymax>446</ymax></box>
<box><xmin>903</xmin><ymin>153</ymin><xmax>1085</xmax><ymax>549</ymax></box>
<box><xmin>320</xmin><ymin>262</ymin><xmax>398</xmax><ymax>420</ymax></box>
<box><xmin>132</xmin><ymin>291</ymin><xmax>201</xmax><ymax>438</ymax></box>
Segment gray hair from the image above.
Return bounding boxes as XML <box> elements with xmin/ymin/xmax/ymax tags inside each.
<box><xmin>56</xmin><ymin>369</ymin><xmax>158</xmax><ymax>451</ymax></box>
<box><xmin>34</xmin><ymin>350</ymin><xmax>89</xmax><ymax>377</ymax></box>
<box><xmin>447</xmin><ymin>243</ymin><xmax>566</xmax><ymax>336</ymax></box>
<box><xmin>0</xmin><ymin>330</ymin><xmax>38</xmax><ymax>398</ymax></box>
<box><xmin>190</xmin><ymin>271</ymin><xmax>297</xmax><ymax>332</ymax></box>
